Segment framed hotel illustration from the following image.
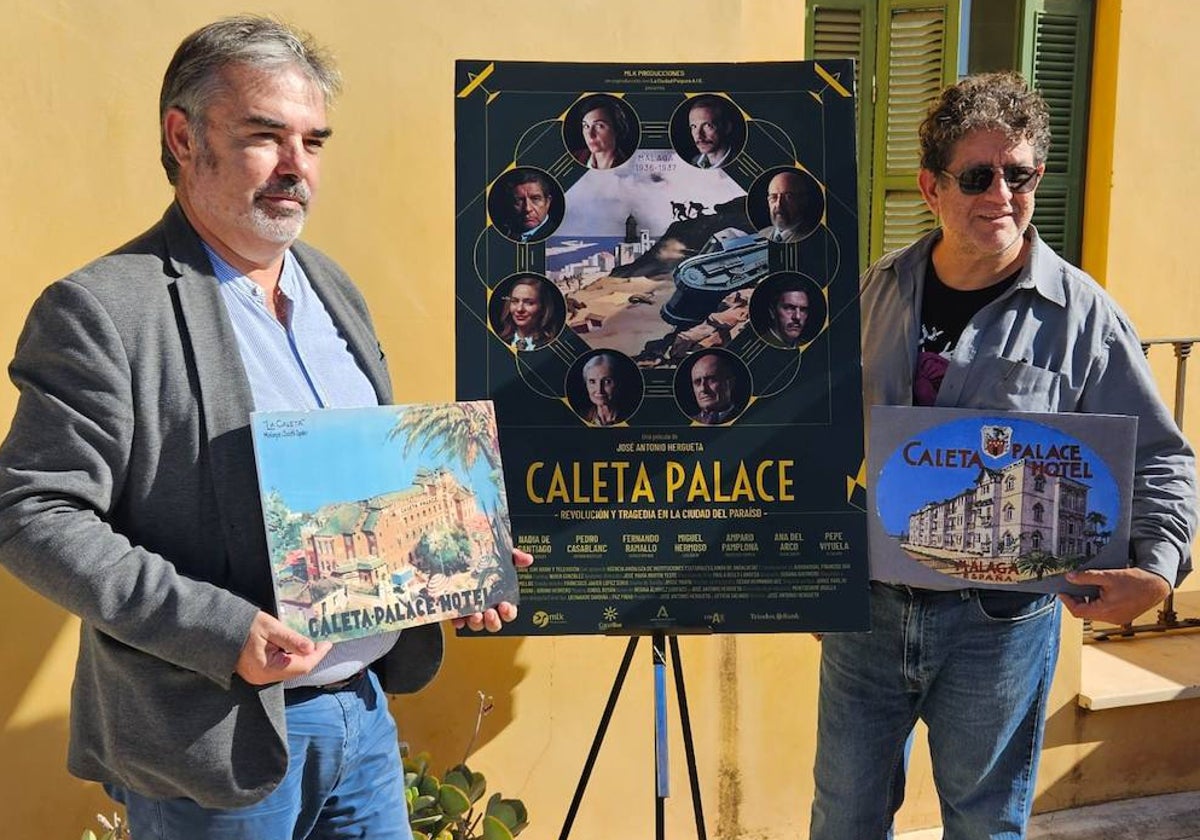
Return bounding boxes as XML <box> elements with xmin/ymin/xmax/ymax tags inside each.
<box><xmin>249</xmin><ymin>403</ymin><xmax>518</xmax><ymax>642</ymax></box>
<box><xmin>868</xmin><ymin>406</ymin><xmax>1137</xmax><ymax>595</ymax></box>
<box><xmin>455</xmin><ymin>60</ymin><xmax>868</xmax><ymax>634</ymax></box>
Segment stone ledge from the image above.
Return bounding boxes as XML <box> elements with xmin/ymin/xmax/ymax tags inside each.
<box><xmin>897</xmin><ymin>790</ymin><xmax>1200</xmax><ymax>839</ymax></box>
<box><xmin>1078</xmin><ymin>591</ymin><xmax>1200</xmax><ymax>710</ymax></box>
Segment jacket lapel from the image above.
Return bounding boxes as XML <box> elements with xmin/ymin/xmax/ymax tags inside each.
<box><xmin>162</xmin><ymin>205</ymin><xmax>272</xmax><ymax>603</ymax></box>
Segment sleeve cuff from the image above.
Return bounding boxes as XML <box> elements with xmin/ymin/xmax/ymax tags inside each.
<box><xmin>1131</xmin><ymin>538</ymin><xmax>1183</xmax><ymax>587</ymax></box>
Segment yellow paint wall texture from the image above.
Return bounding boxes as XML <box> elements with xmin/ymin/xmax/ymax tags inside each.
<box><xmin>1</xmin><ymin>1</ymin><xmax>1198</xmax><ymax>838</ymax></box>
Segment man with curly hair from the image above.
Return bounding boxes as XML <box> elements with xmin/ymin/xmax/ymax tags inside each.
<box><xmin>810</xmin><ymin>72</ymin><xmax>1195</xmax><ymax>840</ymax></box>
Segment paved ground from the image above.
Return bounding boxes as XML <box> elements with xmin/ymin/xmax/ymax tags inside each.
<box><xmin>895</xmin><ymin>790</ymin><xmax>1200</xmax><ymax>840</ymax></box>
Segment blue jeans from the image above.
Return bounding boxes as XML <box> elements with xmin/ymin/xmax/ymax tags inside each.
<box><xmin>108</xmin><ymin>670</ymin><xmax>412</xmax><ymax>840</ymax></box>
<box><xmin>810</xmin><ymin>582</ymin><xmax>1061</xmax><ymax>840</ymax></box>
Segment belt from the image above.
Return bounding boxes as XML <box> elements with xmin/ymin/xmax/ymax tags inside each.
<box><xmin>284</xmin><ymin>668</ymin><xmax>368</xmax><ymax>702</ymax></box>
<box><xmin>876</xmin><ymin>581</ymin><xmax>970</xmax><ymax>598</ymax></box>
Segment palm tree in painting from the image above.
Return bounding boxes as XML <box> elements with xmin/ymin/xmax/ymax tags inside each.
<box><xmin>387</xmin><ymin>402</ymin><xmax>500</xmax><ymax>474</ymax></box>
<box><xmin>1084</xmin><ymin>511</ymin><xmax>1110</xmax><ymax>556</ymax></box>
<box><xmin>1015</xmin><ymin>548</ymin><xmax>1061</xmax><ymax>581</ymax></box>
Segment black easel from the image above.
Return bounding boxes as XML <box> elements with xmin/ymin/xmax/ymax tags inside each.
<box><xmin>558</xmin><ymin>630</ymin><xmax>707</xmax><ymax>840</ymax></box>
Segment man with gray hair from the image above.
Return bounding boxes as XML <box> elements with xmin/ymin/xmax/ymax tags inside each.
<box><xmin>810</xmin><ymin>71</ymin><xmax>1195</xmax><ymax>839</ymax></box>
<box><xmin>0</xmin><ymin>16</ymin><xmax>527</xmax><ymax>838</ymax></box>
<box><xmin>497</xmin><ymin>169</ymin><xmax>556</xmax><ymax>242</ymax></box>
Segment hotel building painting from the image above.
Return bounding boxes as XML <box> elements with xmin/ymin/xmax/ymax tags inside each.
<box><xmin>904</xmin><ymin>458</ymin><xmax>1092</xmax><ymax>580</ymax></box>
<box><xmin>276</xmin><ymin>467</ymin><xmax>496</xmax><ymax>626</ymax></box>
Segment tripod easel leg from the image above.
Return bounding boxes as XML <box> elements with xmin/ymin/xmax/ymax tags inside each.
<box><xmin>558</xmin><ymin>636</ymin><xmax>639</xmax><ymax>840</ymax></box>
<box><xmin>654</xmin><ymin>631</ymin><xmax>668</xmax><ymax>839</ymax></box>
<box><xmin>670</xmin><ymin>635</ymin><xmax>708</xmax><ymax>840</ymax></box>
<box><xmin>558</xmin><ymin>633</ymin><xmax>708</xmax><ymax>839</ymax></box>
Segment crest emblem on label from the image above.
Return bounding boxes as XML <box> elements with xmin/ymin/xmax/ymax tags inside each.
<box><xmin>981</xmin><ymin>424</ymin><xmax>1011</xmax><ymax>459</ymax></box>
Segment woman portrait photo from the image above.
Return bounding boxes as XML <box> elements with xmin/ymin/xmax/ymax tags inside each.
<box><xmin>564</xmin><ymin>94</ymin><xmax>639</xmax><ymax>171</ymax></box>
<box><xmin>490</xmin><ymin>274</ymin><xmax>565</xmax><ymax>351</ymax></box>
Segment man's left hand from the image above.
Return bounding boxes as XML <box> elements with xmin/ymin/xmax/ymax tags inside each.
<box><xmin>452</xmin><ymin>548</ymin><xmax>534</xmax><ymax>633</ymax></box>
<box><xmin>1059</xmin><ymin>567</ymin><xmax>1172</xmax><ymax>625</ymax></box>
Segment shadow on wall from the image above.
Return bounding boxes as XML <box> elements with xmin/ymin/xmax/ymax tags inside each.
<box><xmin>388</xmin><ymin>632</ymin><xmax>529</xmax><ymax>766</ymax></box>
<box><xmin>0</xmin><ymin>586</ymin><xmax>114</xmax><ymax>833</ymax></box>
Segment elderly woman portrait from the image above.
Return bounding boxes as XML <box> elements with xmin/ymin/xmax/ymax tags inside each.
<box><xmin>566</xmin><ymin>350</ymin><xmax>641</xmax><ymax>426</ymax></box>
<box><xmin>568</xmin><ymin>95</ymin><xmax>636</xmax><ymax>170</ymax></box>
<box><xmin>582</xmin><ymin>352</ymin><xmax>627</xmax><ymax>425</ymax></box>
<box><xmin>494</xmin><ymin>275</ymin><xmax>562</xmax><ymax>351</ymax></box>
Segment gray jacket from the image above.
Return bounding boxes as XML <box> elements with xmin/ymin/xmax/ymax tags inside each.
<box><xmin>860</xmin><ymin>228</ymin><xmax>1196</xmax><ymax>586</ymax></box>
<box><xmin>0</xmin><ymin>204</ymin><xmax>443</xmax><ymax>807</ymax></box>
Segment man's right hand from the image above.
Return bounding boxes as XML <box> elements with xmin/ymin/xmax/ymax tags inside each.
<box><xmin>235</xmin><ymin>611</ymin><xmax>332</xmax><ymax>685</ymax></box>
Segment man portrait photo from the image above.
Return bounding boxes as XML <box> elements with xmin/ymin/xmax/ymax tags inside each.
<box><xmin>675</xmin><ymin>93</ymin><xmax>744</xmax><ymax>170</ymax></box>
<box><xmin>752</xmin><ymin>273</ymin><xmax>824</xmax><ymax>349</ymax></box>
<box><xmin>681</xmin><ymin>349</ymin><xmax>749</xmax><ymax>425</ymax></box>
<box><xmin>753</xmin><ymin>167</ymin><xmax>824</xmax><ymax>244</ymax></box>
<box><xmin>490</xmin><ymin>167</ymin><xmax>563</xmax><ymax>243</ymax></box>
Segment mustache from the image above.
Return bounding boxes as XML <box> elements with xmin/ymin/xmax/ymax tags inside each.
<box><xmin>255</xmin><ymin>177</ymin><xmax>310</xmax><ymax>206</ymax></box>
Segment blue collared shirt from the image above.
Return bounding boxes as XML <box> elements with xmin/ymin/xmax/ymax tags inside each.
<box><xmin>206</xmin><ymin>243</ymin><xmax>398</xmax><ymax>686</ymax></box>
<box><xmin>205</xmin><ymin>244</ymin><xmax>378</xmax><ymax>411</ymax></box>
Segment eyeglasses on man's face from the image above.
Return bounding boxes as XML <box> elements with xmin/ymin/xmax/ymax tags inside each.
<box><xmin>941</xmin><ymin>164</ymin><xmax>1042</xmax><ymax>196</ymax></box>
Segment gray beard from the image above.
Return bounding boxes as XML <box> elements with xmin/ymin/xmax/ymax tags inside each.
<box><xmin>250</xmin><ymin>203</ymin><xmax>306</xmax><ymax>244</ymax></box>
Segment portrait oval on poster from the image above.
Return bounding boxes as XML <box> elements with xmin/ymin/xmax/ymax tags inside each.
<box><xmin>873</xmin><ymin>413</ymin><xmax>1126</xmax><ymax>589</ymax></box>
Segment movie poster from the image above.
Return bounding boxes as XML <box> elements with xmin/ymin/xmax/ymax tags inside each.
<box><xmin>455</xmin><ymin>61</ymin><xmax>867</xmax><ymax>634</ymax></box>
<box><xmin>249</xmin><ymin>402</ymin><xmax>518</xmax><ymax>643</ymax></box>
<box><xmin>868</xmin><ymin>406</ymin><xmax>1136</xmax><ymax>594</ymax></box>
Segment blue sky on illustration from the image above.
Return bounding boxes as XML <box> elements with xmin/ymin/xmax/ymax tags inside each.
<box><xmin>875</xmin><ymin>416</ymin><xmax>1121</xmax><ymax>535</ymax></box>
<box><xmin>558</xmin><ymin>149</ymin><xmax>747</xmax><ymax>237</ymax></box>
<box><xmin>251</xmin><ymin>406</ymin><xmax>504</xmax><ymax>515</ymax></box>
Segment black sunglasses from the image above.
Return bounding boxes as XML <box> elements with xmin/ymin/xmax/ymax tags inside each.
<box><xmin>942</xmin><ymin>164</ymin><xmax>1042</xmax><ymax>195</ymax></box>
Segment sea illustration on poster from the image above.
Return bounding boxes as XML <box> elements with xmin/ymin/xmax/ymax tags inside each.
<box><xmin>249</xmin><ymin>402</ymin><xmax>517</xmax><ymax>643</ymax></box>
<box><xmin>869</xmin><ymin>407</ymin><xmax>1136</xmax><ymax>593</ymax></box>
<box><xmin>546</xmin><ymin>148</ymin><xmax>755</xmax><ymax>365</ymax></box>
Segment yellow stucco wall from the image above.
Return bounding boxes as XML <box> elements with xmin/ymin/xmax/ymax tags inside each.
<box><xmin>1</xmin><ymin>1</ymin><xmax>1197</xmax><ymax>838</ymax></box>
<box><xmin>1055</xmin><ymin>0</ymin><xmax>1200</xmax><ymax>811</ymax></box>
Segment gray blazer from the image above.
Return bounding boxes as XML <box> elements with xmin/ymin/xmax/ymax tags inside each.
<box><xmin>0</xmin><ymin>204</ymin><xmax>443</xmax><ymax>808</ymax></box>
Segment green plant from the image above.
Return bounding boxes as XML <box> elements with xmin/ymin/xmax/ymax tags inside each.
<box><xmin>77</xmin><ymin>693</ymin><xmax>528</xmax><ymax>840</ymax></box>
<box><xmin>402</xmin><ymin>692</ymin><xmax>528</xmax><ymax>840</ymax></box>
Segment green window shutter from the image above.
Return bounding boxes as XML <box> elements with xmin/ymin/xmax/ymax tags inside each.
<box><xmin>870</xmin><ymin>0</ymin><xmax>961</xmax><ymax>262</ymax></box>
<box><xmin>1021</xmin><ymin>0</ymin><xmax>1094</xmax><ymax>264</ymax></box>
<box><xmin>807</xmin><ymin>0</ymin><xmax>876</xmax><ymax>271</ymax></box>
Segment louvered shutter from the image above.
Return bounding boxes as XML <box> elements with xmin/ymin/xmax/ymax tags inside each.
<box><xmin>807</xmin><ymin>0</ymin><xmax>876</xmax><ymax>268</ymax></box>
<box><xmin>1021</xmin><ymin>0</ymin><xmax>1093</xmax><ymax>264</ymax></box>
<box><xmin>870</xmin><ymin>0</ymin><xmax>960</xmax><ymax>262</ymax></box>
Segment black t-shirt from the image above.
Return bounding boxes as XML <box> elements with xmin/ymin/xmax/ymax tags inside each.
<box><xmin>914</xmin><ymin>262</ymin><xmax>1018</xmax><ymax>405</ymax></box>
